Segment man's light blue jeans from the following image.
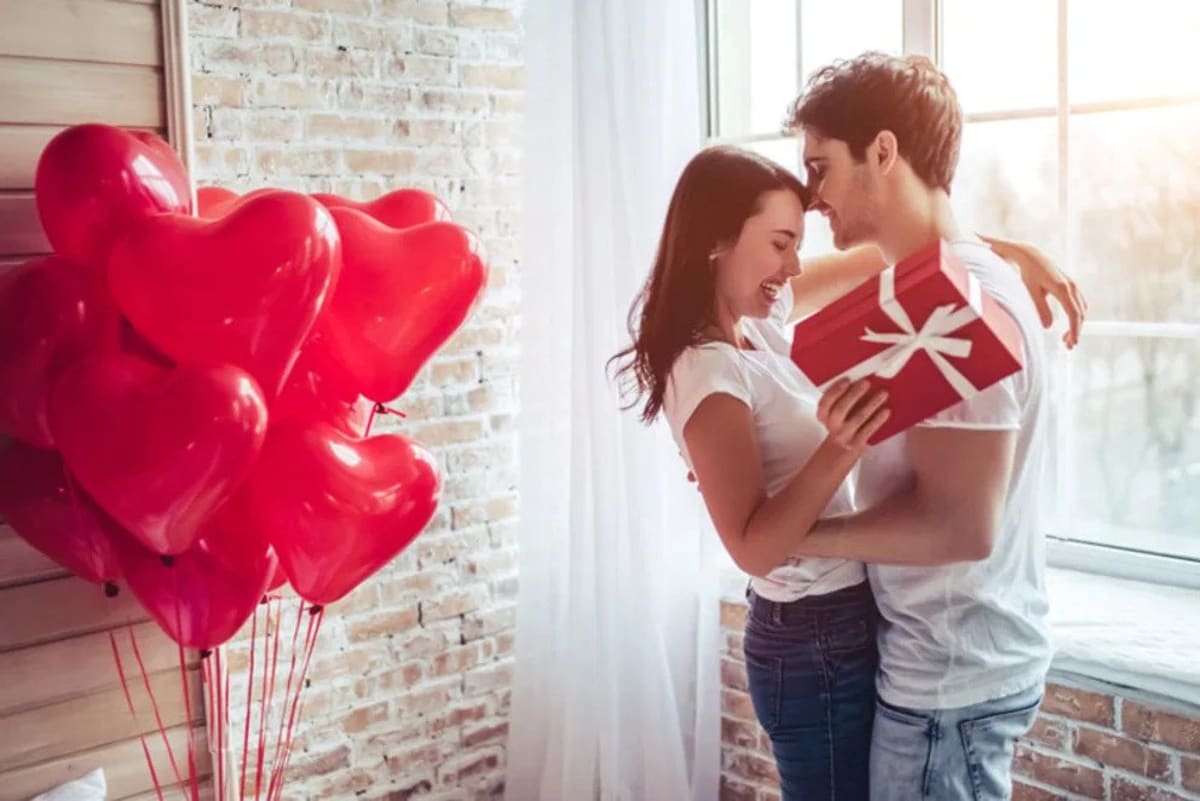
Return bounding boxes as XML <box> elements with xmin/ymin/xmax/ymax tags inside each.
<box><xmin>868</xmin><ymin>682</ymin><xmax>1044</xmax><ymax>801</ymax></box>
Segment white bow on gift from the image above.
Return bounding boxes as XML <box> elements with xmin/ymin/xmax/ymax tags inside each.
<box><xmin>821</xmin><ymin>266</ymin><xmax>984</xmax><ymax>400</ymax></box>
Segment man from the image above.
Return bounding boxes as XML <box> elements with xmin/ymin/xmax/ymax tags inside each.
<box><xmin>783</xmin><ymin>52</ymin><xmax>1053</xmax><ymax>800</ymax></box>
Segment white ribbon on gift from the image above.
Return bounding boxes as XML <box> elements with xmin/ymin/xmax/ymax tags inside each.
<box><xmin>821</xmin><ymin>266</ymin><xmax>984</xmax><ymax>400</ymax></box>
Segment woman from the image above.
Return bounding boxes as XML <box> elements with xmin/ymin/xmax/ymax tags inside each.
<box><xmin>610</xmin><ymin>145</ymin><xmax>1083</xmax><ymax>800</ymax></box>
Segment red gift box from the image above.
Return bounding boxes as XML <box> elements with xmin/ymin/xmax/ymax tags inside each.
<box><xmin>790</xmin><ymin>240</ymin><xmax>1024</xmax><ymax>444</ymax></box>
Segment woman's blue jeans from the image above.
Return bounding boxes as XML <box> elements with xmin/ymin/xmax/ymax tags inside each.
<box><xmin>743</xmin><ymin>581</ymin><xmax>879</xmax><ymax>801</ymax></box>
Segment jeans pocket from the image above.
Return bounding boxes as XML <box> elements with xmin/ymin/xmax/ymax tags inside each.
<box><xmin>871</xmin><ymin>698</ymin><xmax>936</xmax><ymax>798</ymax></box>
<box><xmin>875</xmin><ymin>696</ymin><xmax>933</xmax><ymax>728</ymax></box>
<box><xmin>742</xmin><ymin>649</ymin><xmax>782</xmax><ymax>733</ymax></box>
<box><xmin>824</xmin><ymin>616</ymin><xmax>873</xmax><ymax>654</ymax></box>
<box><xmin>959</xmin><ymin>694</ymin><xmax>1043</xmax><ymax>801</ymax></box>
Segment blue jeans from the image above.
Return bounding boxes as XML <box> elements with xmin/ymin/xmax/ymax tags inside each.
<box><xmin>743</xmin><ymin>582</ymin><xmax>879</xmax><ymax>801</ymax></box>
<box><xmin>869</xmin><ymin>683</ymin><xmax>1044</xmax><ymax>801</ymax></box>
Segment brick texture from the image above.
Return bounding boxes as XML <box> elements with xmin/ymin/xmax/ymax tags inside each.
<box><xmin>718</xmin><ymin>598</ymin><xmax>1200</xmax><ymax>801</ymax></box>
<box><xmin>189</xmin><ymin>1</ymin><xmax>522</xmax><ymax>798</ymax></box>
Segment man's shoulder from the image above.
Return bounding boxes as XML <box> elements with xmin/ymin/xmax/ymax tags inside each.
<box><xmin>949</xmin><ymin>240</ymin><xmax>1041</xmax><ymax>331</ymax></box>
<box><xmin>949</xmin><ymin>239</ymin><xmax>1017</xmax><ymax>278</ymax></box>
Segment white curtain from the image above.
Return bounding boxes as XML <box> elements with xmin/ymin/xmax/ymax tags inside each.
<box><xmin>506</xmin><ymin>1</ymin><xmax>721</xmax><ymax>800</ymax></box>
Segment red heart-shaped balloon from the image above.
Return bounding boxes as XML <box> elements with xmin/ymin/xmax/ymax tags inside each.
<box><xmin>265</xmin><ymin>560</ymin><xmax>289</xmax><ymax>594</ymax></box>
<box><xmin>247</xmin><ymin>420</ymin><xmax>440</xmax><ymax>605</ymax></box>
<box><xmin>317</xmin><ymin>215</ymin><xmax>487</xmax><ymax>402</ymax></box>
<box><xmin>0</xmin><ymin>440</ymin><xmax>123</xmax><ymax>587</ymax></box>
<box><xmin>312</xmin><ymin>188</ymin><xmax>451</xmax><ymax>229</ymax></box>
<box><xmin>273</xmin><ymin>329</ymin><xmax>374</xmax><ymax>438</ymax></box>
<box><xmin>108</xmin><ymin>191</ymin><xmax>341</xmax><ymax>399</ymax></box>
<box><xmin>35</xmin><ymin>124</ymin><xmax>192</xmax><ymax>271</ymax></box>
<box><xmin>194</xmin><ymin>186</ymin><xmax>281</xmax><ymax>220</ymax></box>
<box><xmin>195</xmin><ymin>185</ymin><xmax>240</xmax><ymax>217</ymax></box>
<box><xmin>48</xmin><ymin>353</ymin><xmax>269</xmax><ymax>555</ymax></box>
<box><xmin>115</xmin><ymin>493</ymin><xmax>277</xmax><ymax>650</ymax></box>
<box><xmin>0</xmin><ymin>256</ymin><xmax>119</xmax><ymax>447</ymax></box>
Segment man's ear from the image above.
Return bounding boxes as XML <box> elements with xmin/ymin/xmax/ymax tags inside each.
<box><xmin>873</xmin><ymin>130</ymin><xmax>900</xmax><ymax>175</ymax></box>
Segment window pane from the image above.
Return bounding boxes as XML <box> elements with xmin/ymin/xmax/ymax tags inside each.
<box><xmin>745</xmin><ymin>136</ymin><xmax>802</xmax><ymax>175</ymax></box>
<box><xmin>799</xmin><ymin>0</ymin><xmax>902</xmax><ymax>85</ymax></box>
<box><xmin>1070</xmin><ymin>0</ymin><xmax>1200</xmax><ymax>105</ymax></box>
<box><xmin>1064</xmin><ymin>335</ymin><xmax>1200</xmax><ymax>559</ymax></box>
<box><xmin>711</xmin><ymin>0</ymin><xmax>799</xmax><ymax>137</ymax></box>
<box><xmin>1069</xmin><ymin>104</ymin><xmax>1200</xmax><ymax>323</ymax></box>
<box><xmin>951</xmin><ymin>117</ymin><xmax>1062</xmax><ymax>261</ymax></box>
<box><xmin>941</xmin><ymin>0</ymin><xmax>1057</xmax><ymax>114</ymax></box>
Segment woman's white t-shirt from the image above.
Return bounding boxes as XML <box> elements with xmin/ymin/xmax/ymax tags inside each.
<box><xmin>661</xmin><ymin>283</ymin><xmax>865</xmax><ymax>602</ymax></box>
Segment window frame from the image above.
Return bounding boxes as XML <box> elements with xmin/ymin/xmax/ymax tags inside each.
<box><xmin>700</xmin><ymin>0</ymin><xmax>1200</xmax><ymax>589</ymax></box>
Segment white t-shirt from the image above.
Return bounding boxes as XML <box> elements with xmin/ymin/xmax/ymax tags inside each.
<box><xmin>662</xmin><ymin>283</ymin><xmax>865</xmax><ymax>602</ymax></box>
<box><xmin>855</xmin><ymin>239</ymin><xmax>1052</xmax><ymax>709</ymax></box>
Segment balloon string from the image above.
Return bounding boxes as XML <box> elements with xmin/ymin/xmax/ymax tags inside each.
<box><xmin>269</xmin><ymin>607</ymin><xmax>322</xmax><ymax>801</ymax></box>
<box><xmin>175</xmin><ymin>639</ymin><xmax>201</xmax><ymax>801</ymax></box>
<box><xmin>264</xmin><ymin>599</ymin><xmax>307</xmax><ymax>801</ymax></box>
<box><xmin>202</xmin><ymin>655</ymin><xmax>224</xmax><ymax>801</ymax></box>
<box><xmin>110</xmin><ymin>631</ymin><xmax>166</xmax><ymax>801</ymax></box>
<box><xmin>130</xmin><ymin>626</ymin><xmax>185</xmax><ymax>786</ymax></box>
<box><xmin>166</xmin><ymin>560</ymin><xmax>201</xmax><ymax>801</ymax></box>
<box><xmin>253</xmin><ymin>596</ymin><xmax>281</xmax><ymax>799</ymax></box>
<box><xmin>218</xmin><ymin>647</ymin><xmax>229</xmax><ymax>801</ymax></box>
<box><xmin>365</xmin><ymin>402</ymin><xmax>406</xmax><ymax>437</ymax></box>
<box><xmin>271</xmin><ymin>691</ymin><xmax>308</xmax><ymax>801</ymax></box>
<box><xmin>239</xmin><ymin>603</ymin><xmax>258</xmax><ymax>801</ymax></box>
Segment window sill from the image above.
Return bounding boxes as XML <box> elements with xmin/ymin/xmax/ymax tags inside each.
<box><xmin>1044</xmin><ymin>567</ymin><xmax>1200</xmax><ymax>706</ymax></box>
<box><xmin>718</xmin><ymin>566</ymin><xmax>1200</xmax><ymax>706</ymax></box>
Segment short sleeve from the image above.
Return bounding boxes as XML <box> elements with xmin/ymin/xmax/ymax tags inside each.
<box><xmin>916</xmin><ymin>373</ymin><xmax>1021</xmax><ymax>430</ymax></box>
<box><xmin>662</xmin><ymin>345</ymin><xmax>752</xmax><ymax>436</ymax></box>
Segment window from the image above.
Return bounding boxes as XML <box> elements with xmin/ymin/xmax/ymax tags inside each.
<box><xmin>702</xmin><ymin>0</ymin><xmax>1200</xmax><ymax>586</ymax></box>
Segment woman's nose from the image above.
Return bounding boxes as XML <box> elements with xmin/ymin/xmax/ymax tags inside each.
<box><xmin>785</xmin><ymin>250</ymin><xmax>802</xmax><ymax>277</ymax></box>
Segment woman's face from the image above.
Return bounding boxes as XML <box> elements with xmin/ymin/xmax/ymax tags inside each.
<box><xmin>712</xmin><ymin>188</ymin><xmax>805</xmax><ymax>320</ymax></box>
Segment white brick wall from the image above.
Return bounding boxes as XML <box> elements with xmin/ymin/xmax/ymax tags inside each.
<box><xmin>187</xmin><ymin>1</ymin><xmax>523</xmax><ymax>797</ymax></box>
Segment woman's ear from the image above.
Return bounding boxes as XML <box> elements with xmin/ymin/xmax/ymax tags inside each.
<box><xmin>709</xmin><ymin>239</ymin><xmax>734</xmax><ymax>261</ymax></box>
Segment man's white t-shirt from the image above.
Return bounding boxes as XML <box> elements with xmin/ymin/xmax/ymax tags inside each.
<box><xmin>854</xmin><ymin>239</ymin><xmax>1053</xmax><ymax>709</ymax></box>
<box><xmin>661</xmin><ymin>282</ymin><xmax>865</xmax><ymax>602</ymax></box>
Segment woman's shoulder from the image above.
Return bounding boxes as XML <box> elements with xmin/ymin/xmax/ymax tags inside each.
<box><xmin>668</xmin><ymin>340</ymin><xmax>745</xmax><ymax>382</ymax></box>
<box><xmin>662</xmin><ymin>342</ymin><xmax>753</xmax><ymax>429</ymax></box>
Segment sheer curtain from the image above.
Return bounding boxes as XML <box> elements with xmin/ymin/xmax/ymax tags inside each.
<box><xmin>505</xmin><ymin>1</ymin><xmax>721</xmax><ymax>800</ymax></box>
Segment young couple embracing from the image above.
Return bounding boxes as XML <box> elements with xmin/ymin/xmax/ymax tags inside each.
<box><xmin>614</xmin><ymin>52</ymin><xmax>1085</xmax><ymax>801</ymax></box>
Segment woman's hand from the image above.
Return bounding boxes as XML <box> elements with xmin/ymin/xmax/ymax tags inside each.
<box><xmin>816</xmin><ymin>378</ymin><xmax>890</xmax><ymax>451</ymax></box>
<box><xmin>981</xmin><ymin>235</ymin><xmax>1088</xmax><ymax>349</ymax></box>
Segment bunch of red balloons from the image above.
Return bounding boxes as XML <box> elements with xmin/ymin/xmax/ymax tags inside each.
<box><xmin>0</xmin><ymin>123</ymin><xmax>488</xmax><ymax>650</ymax></box>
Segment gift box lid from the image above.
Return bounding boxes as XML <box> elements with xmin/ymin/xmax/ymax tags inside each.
<box><xmin>793</xmin><ymin>240</ymin><xmax>969</xmax><ymax>349</ymax></box>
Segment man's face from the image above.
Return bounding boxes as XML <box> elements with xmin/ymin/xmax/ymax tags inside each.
<box><xmin>802</xmin><ymin>131</ymin><xmax>882</xmax><ymax>251</ymax></box>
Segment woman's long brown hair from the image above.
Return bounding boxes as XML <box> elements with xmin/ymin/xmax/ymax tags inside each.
<box><xmin>610</xmin><ymin>145</ymin><xmax>809</xmax><ymax>423</ymax></box>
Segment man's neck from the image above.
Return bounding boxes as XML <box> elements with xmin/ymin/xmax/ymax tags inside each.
<box><xmin>876</xmin><ymin>189</ymin><xmax>962</xmax><ymax>265</ymax></box>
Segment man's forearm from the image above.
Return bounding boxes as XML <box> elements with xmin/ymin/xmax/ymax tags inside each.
<box><xmin>791</xmin><ymin>484</ymin><xmax>978</xmax><ymax>566</ymax></box>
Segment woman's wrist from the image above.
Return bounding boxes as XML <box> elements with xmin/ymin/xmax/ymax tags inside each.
<box><xmin>816</xmin><ymin>436</ymin><xmax>864</xmax><ymax>471</ymax></box>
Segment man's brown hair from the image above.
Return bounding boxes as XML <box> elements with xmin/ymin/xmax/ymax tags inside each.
<box><xmin>787</xmin><ymin>51</ymin><xmax>963</xmax><ymax>192</ymax></box>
